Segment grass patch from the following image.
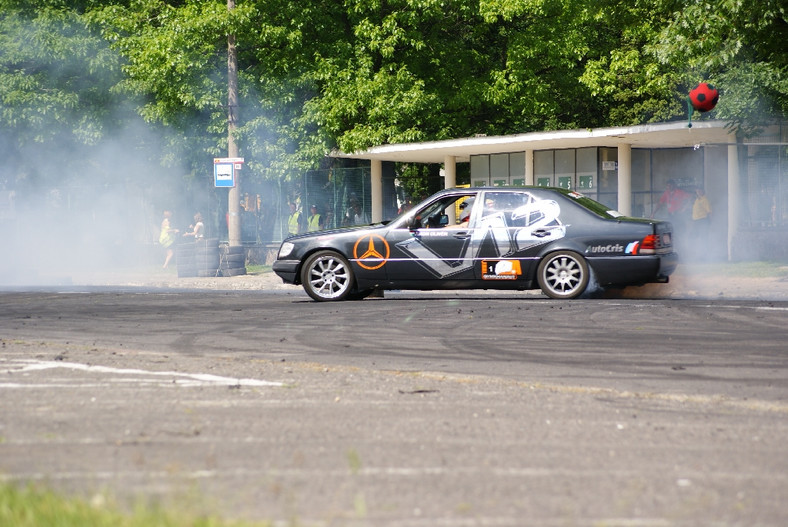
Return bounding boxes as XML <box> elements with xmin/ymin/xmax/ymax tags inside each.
<box><xmin>245</xmin><ymin>265</ymin><xmax>272</xmax><ymax>276</ymax></box>
<box><xmin>0</xmin><ymin>483</ymin><xmax>271</xmax><ymax>527</ymax></box>
<box><xmin>681</xmin><ymin>261</ymin><xmax>788</xmax><ymax>278</ymax></box>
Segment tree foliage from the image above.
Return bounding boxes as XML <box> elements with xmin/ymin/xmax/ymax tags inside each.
<box><xmin>0</xmin><ymin>1</ymin><xmax>121</xmax><ymax>147</ymax></box>
<box><xmin>649</xmin><ymin>0</ymin><xmax>788</xmax><ymax>136</ymax></box>
<box><xmin>1</xmin><ymin>0</ymin><xmax>787</xmax><ymax>189</ymax></box>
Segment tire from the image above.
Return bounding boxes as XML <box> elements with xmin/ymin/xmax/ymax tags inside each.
<box><xmin>346</xmin><ymin>288</ymin><xmax>375</xmax><ymax>301</ymax></box>
<box><xmin>221</xmin><ymin>245</ymin><xmax>244</xmax><ymax>255</ymax></box>
<box><xmin>300</xmin><ymin>250</ymin><xmax>355</xmax><ymax>302</ymax></box>
<box><xmin>536</xmin><ymin>250</ymin><xmax>589</xmax><ymax>299</ymax></box>
<box><xmin>196</xmin><ymin>249</ymin><xmax>220</xmax><ymax>259</ymax></box>
<box><xmin>195</xmin><ymin>257</ymin><xmax>220</xmax><ymax>269</ymax></box>
<box><xmin>222</xmin><ymin>253</ymin><xmax>245</xmax><ymax>265</ymax></box>
<box><xmin>176</xmin><ymin>245</ymin><xmax>195</xmax><ymax>258</ymax></box>
<box><xmin>196</xmin><ymin>238</ymin><xmax>219</xmax><ymax>249</ymax></box>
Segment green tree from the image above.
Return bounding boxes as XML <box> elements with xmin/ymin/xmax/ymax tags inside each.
<box><xmin>579</xmin><ymin>0</ymin><xmax>788</xmax><ymax>133</ymax></box>
<box><xmin>0</xmin><ymin>2</ymin><xmax>123</xmax><ymax>161</ymax></box>
<box><xmin>578</xmin><ymin>0</ymin><xmax>683</xmax><ymax>125</ymax></box>
<box><xmin>0</xmin><ymin>0</ymin><xmax>177</xmax><ymax>201</ymax></box>
<box><xmin>307</xmin><ymin>0</ymin><xmax>614</xmax><ymax>156</ymax></box>
<box><xmin>649</xmin><ymin>0</ymin><xmax>788</xmax><ymax>135</ymax></box>
<box><xmin>4</xmin><ymin>0</ymin><xmax>786</xmax><ymax>192</ymax></box>
<box><xmin>87</xmin><ymin>0</ymin><xmax>235</xmax><ymax>176</ymax></box>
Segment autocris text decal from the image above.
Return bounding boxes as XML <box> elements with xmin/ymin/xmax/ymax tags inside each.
<box><xmin>588</xmin><ymin>242</ymin><xmax>640</xmax><ymax>255</ymax></box>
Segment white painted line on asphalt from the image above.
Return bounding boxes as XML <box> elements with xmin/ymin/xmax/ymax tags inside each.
<box><xmin>0</xmin><ymin>359</ymin><xmax>283</xmax><ymax>387</ymax></box>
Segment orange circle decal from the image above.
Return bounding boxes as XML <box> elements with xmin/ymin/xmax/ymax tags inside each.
<box><xmin>353</xmin><ymin>234</ymin><xmax>390</xmax><ymax>270</ymax></box>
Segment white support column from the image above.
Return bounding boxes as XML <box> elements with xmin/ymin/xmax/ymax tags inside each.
<box><xmin>444</xmin><ymin>155</ymin><xmax>457</xmax><ymax>223</ymax></box>
<box><xmin>371</xmin><ymin>159</ymin><xmax>383</xmax><ymax>223</ymax></box>
<box><xmin>617</xmin><ymin>143</ymin><xmax>632</xmax><ymax>216</ymax></box>
<box><xmin>443</xmin><ymin>155</ymin><xmax>457</xmax><ymax>189</ymax></box>
<box><xmin>525</xmin><ymin>150</ymin><xmax>534</xmax><ymax>186</ymax></box>
<box><xmin>727</xmin><ymin>142</ymin><xmax>740</xmax><ymax>261</ymax></box>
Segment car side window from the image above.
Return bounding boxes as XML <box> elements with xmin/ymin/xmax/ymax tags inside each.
<box><xmin>403</xmin><ymin>194</ymin><xmax>478</xmax><ymax>229</ymax></box>
<box><xmin>482</xmin><ymin>191</ymin><xmax>527</xmax><ymax>222</ymax></box>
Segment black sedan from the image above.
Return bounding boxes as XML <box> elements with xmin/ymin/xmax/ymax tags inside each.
<box><xmin>273</xmin><ymin>187</ymin><xmax>677</xmax><ymax>301</ymax></box>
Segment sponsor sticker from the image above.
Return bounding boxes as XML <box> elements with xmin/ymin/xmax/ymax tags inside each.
<box><xmin>589</xmin><ymin>242</ymin><xmax>641</xmax><ymax>255</ymax></box>
<box><xmin>589</xmin><ymin>243</ymin><xmax>625</xmax><ymax>254</ymax></box>
<box><xmin>481</xmin><ymin>260</ymin><xmax>522</xmax><ymax>280</ymax></box>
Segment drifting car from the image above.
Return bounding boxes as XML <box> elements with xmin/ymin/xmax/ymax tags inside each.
<box><xmin>273</xmin><ymin>187</ymin><xmax>678</xmax><ymax>301</ymax></box>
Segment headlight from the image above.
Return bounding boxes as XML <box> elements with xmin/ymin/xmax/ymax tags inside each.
<box><xmin>278</xmin><ymin>242</ymin><xmax>295</xmax><ymax>258</ymax></box>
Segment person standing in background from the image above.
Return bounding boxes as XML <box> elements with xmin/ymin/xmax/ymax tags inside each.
<box><xmin>287</xmin><ymin>202</ymin><xmax>301</xmax><ymax>236</ymax></box>
<box><xmin>159</xmin><ymin>210</ymin><xmax>178</xmax><ymax>268</ymax></box>
<box><xmin>652</xmin><ymin>179</ymin><xmax>692</xmax><ymax>224</ymax></box>
<box><xmin>692</xmin><ymin>187</ymin><xmax>712</xmax><ymax>246</ymax></box>
<box><xmin>307</xmin><ymin>204</ymin><xmax>324</xmax><ymax>232</ymax></box>
<box><xmin>182</xmin><ymin>212</ymin><xmax>205</xmax><ymax>241</ymax></box>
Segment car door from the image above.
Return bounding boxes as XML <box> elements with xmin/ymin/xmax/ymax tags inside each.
<box><xmin>384</xmin><ymin>193</ymin><xmax>478</xmax><ymax>282</ymax></box>
<box><xmin>470</xmin><ymin>190</ymin><xmax>567</xmax><ymax>282</ymax></box>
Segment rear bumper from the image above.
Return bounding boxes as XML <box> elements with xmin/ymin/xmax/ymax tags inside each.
<box><xmin>590</xmin><ymin>252</ymin><xmax>678</xmax><ymax>286</ymax></box>
<box><xmin>272</xmin><ymin>259</ymin><xmax>300</xmax><ymax>284</ymax></box>
<box><xmin>658</xmin><ymin>251</ymin><xmax>679</xmax><ymax>279</ymax></box>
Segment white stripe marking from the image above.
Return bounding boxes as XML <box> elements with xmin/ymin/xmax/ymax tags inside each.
<box><xmin>1</xmin><ymin>359</ymin><xmax>282</xmax><ymax>387</ymax></box>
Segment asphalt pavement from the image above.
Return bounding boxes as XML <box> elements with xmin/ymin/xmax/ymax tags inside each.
<box><xmin>1</xmin><ymin>263</ymin><xmax>787</xmax><ymax>527</ymax></box>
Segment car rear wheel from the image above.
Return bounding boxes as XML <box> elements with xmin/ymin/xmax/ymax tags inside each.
<box><xmin>537</xmin><ymin>250</ymin><xmax>589</xmax><ymax>299</ymax></box>
<box><xmin>301</xmin><ymin>251</ymin><xmax>355</xmax><ymax>301</ymax></box>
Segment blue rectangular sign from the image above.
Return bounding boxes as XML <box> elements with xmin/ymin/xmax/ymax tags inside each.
<box><xmin>214</xmin><ymin>163</ymin><xmax>235</xmax><ymax>187</ymax></box>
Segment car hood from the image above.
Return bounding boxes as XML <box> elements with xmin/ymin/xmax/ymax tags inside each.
<box><xmin>285</xmin><ymin>224</ymin><xmax>384</xmax><ymax>242</ymax></box>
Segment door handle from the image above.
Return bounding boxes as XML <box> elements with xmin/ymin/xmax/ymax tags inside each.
<box><xmin>532</xmin><ymin>229</ymin><xmax>550</xmax><ymax>238</ymax></box>
<box><xmin>452</xmin><ymin>231</ymin><xmax>470</xmax><ymax>239</ymax></box>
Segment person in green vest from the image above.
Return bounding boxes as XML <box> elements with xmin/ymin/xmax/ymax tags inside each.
<box><xmin>307</xmin><ymin>204</ymin><xmax>324</xmax><ymax>232</ymax></box>
<box><xmin>287</xmin><ymin>202</ymin><xmax>301</xmax><ymax>236</ymax></box>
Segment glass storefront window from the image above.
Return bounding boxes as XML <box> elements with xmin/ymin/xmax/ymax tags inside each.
<box><xmin>576</xmin><ymin>148</ymin><xmax>597</xmax><ymax>196</ymax></box>
<box><xmin>555</xmin><ymin>150</ymin><xmax>574</xmax><ymax>190</ymax></box>
<box><xmin>510</xmin><ymin>153</ymin><xmax>525</xmax><ymax>186</ymax></box>
<box><xmin>470</xmin><ymin>155</ymin><xmax>490</xmax><ymax>187</ymax></box>
<box><xmin>534</xmin><ymin>151</ymin><xmax>554</xmax><ymax>187</ymax></box>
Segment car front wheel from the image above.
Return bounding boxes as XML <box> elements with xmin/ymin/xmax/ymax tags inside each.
<box><xmin>536</xmin><ymin>250</ymin><xmax>589</xmax><ymax>299</ymax></box>
<box><xmin>301</xmin><ymin>251</ymin><xmax>355</xmax><ymax>301</ymax></box>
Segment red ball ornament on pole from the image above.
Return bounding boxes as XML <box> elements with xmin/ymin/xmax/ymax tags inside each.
<box><xmin>690</xmin><ymin>82</ymin><xmax>719</xmax><ymax>112</ymax></box>
<box><xmin>687</xmin><ymin>82</ymin><xmax>719</xmax><ymax>128</ymax></box>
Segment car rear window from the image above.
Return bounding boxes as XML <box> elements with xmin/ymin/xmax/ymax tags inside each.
<box><xmin>561</xmin><ymin>191</ymin><xmax>622</xmax><ymax>219</ymax></box>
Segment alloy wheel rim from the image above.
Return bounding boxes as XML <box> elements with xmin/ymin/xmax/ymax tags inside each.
<box><xmin>309</xmin><ymin>257</ymin><xmax>350</xmax><ymax>298</ymax></box>
<box><xmin>546</xmin><ymin>256</ymin><xmax>581</xmax><ymax>293</ymax></box>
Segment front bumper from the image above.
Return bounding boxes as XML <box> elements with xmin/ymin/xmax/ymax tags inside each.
<box><xmin>272</xmin><ymin>259</ymin><xmax>300</xmax><ymax>284</ymax></box>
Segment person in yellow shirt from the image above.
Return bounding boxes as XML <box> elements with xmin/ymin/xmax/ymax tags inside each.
<box><xmin>159</xmin><ymin>210</ymin><xmax>179</xmax><ymax>268</ymax></box>
<box><xmin>692</xmin><ymin>187</ymin><xmax>712</xmax><ymax>252</ymax></box>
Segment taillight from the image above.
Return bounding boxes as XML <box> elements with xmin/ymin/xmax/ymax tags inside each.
<box><xmin>639</xmin><ymin>234</ymin><xmax>658</xmax><ymax>254</ymax></box>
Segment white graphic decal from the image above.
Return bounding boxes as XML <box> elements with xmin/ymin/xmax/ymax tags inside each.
<box><xmin>397</xmin><ymin>193</ymin><xmax>566</xmax><ymax>278</ymax></box>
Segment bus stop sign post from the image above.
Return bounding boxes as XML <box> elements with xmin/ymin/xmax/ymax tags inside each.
<box><xmin>214</xmin><ymin>157</ymin><xmax>244</xmax><ymax>188</ymax></box>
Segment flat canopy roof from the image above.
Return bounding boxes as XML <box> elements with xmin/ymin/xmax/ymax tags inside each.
<box><xmin>333</xmin><ymin>120</ymin><xmax>735</xmax><ymax>164</ymax></box>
